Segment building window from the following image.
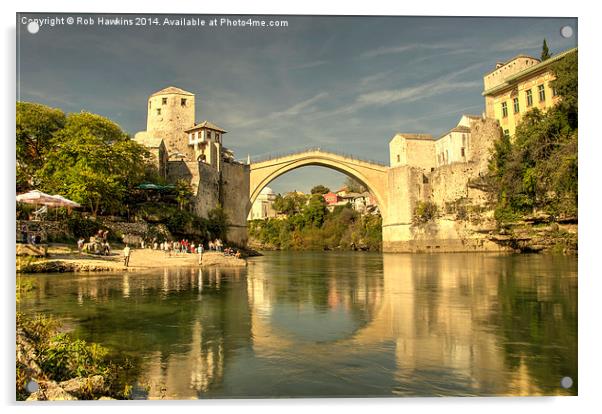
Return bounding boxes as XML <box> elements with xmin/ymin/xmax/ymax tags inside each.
<box><xmin>513</xmin><ymin>97</ymin><xmax>520</xmax><ymax>114</ymax></box>
<box><xmin>181</xmin><ymin>98</ymin><xmax>187</xmax><ymax>106</ymax></box>
<box><xmin>396</xmin><ymin>154</ymin><xmax>400</xmax><ymax>162</ymax></box>
<box><xmin>538</xmin><ymin>84</ymin><xmax>546</xmax><ymax>102</ymax></box>
<box><xmin>501</xmin><ymin>102</ymin><xmax>508</xmax><ymax>118</ymax></box>
<box><xmin>461</xmin><ymin>147</ymin><xmax>465</xmax><ymax>158</ymax></box>
<box><xmin>215</xmin><ymin>133</ymin><xmax>220</xmax><ymax>143</ymax></box>
<box><xmin>206</xmin><ymin>131</ymin><xmax>212</xmax><ymax>140</ymax></box>
<box><xmin>526</xmin><ymin>89</ymin><xmax>533</xmax><ymax>107</ymax></box>
<box><xmin>503</xmin><ymin>129</ymin><xmax>510</xmax><ymax>138</ymax></box>
<box><xmin>552</xmin><ymin>85</ymin><xmax>558</xmax><ymax>97</ymax></box>
<box><xmin>156</xmin><ymin>108</ymin><xmax>161</xmax><ymax>115</ymax></box>
<box><xmin>162</xmin><ymin>97</ymin><xmax>167</xmax><ymax>105</ymax></box>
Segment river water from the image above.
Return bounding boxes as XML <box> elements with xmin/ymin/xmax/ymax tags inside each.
<box><xmin>17</xmin><ymin>251</ymin><xmax>577</xmax><ymax>398</ymax></box>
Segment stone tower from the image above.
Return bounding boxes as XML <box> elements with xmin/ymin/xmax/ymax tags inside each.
<box><xmin>146</xmin><ymin>86</ymin><xmax>195</xmax><ymax>161</ymax></box>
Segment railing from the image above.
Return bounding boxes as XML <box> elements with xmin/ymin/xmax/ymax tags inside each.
<box><xmin>240</xmin><ymin>146</ymin><xmax>388</xmax><ymax>166</ymax></box>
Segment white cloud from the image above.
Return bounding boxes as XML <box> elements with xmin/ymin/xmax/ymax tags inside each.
<box><xmin>358</xmin><ymin>43</ymin><xmax>454</xmax><ymax>59</ymax></box>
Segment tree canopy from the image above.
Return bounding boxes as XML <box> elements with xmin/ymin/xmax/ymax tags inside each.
<box><xmin>34</xmin><ymin>110</ymin><xmax>151</xmax><ymax>216</ymax></box>
<box><xmin>16</xmin><ymin>102</ymin><xmax>66</xmax><ymax>191</ymax></box>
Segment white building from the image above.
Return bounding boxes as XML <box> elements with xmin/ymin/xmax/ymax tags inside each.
<box><xmin>248</xmin><ymin>187</ymin><xmax>277</xmax><ymax>220</ymax></box>
<box><xmin>434</xmin><ymin>115</ymin><xmax>480</xmax><ymax>167</ymax></box>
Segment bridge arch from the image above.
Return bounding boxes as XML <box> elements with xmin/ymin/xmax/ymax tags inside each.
<box><xmin>248</xmin><ymin>149</ymin><xmax>389</xmax><ymax>218</ymax></box>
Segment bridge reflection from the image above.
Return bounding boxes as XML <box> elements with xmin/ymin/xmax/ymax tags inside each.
<box><xmin>20</xmin><ymin>252</ymin><xmax>577</xmax><ymax>398</ymax></box>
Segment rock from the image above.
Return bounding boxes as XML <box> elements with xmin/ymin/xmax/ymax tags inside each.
<box><xmin>59</xmin><ymin>375</ymin><xmax>106</xmax><ymax>398</ymax></box>
<box><xmin>27</xmin><ymin>381</ymin><xmax>77</xmax><ymax>401</ymax></box>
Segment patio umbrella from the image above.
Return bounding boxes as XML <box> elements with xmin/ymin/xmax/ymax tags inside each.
<box><xmin>51</xmin><ymin>194</ymin><xmax>81</xmax><ymax>208</ymax></box>
<box><xmin>16</xmin><ymin>190</ymin><xmax>59</xmax><ymax>205</ymax></box>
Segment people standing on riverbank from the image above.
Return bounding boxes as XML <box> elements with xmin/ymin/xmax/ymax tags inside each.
<box><xmin>77</xmin><ymin>237</ymin><xmax>85</xmax><ymax>254</ymax></box>
<box><xmin>123</xmin><ymin>244</ymin><xmax>131</xmax><ymax>267</ymax></box>
<box><xmin>198</xmin><ymin>243</ymin><xmax>204</xmax><ymax>265</ymax></box>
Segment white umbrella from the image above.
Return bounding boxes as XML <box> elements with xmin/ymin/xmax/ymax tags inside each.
<box><xmin>51</xmin><ymin>195</ymin><xmax>81</xmax><ymax>208</ymax></box>
<box><xmin>16</xmin><ymin>190</ymin><xmax>58</xmax><ymax>205</ymax></box>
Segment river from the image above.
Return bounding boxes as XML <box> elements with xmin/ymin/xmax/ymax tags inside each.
<box><xmin>17</xmin><ymin>251</ymin><xmax>577</xmax><ymax>398</ymax></box>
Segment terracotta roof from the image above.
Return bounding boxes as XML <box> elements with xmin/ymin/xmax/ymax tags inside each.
<box><xmin>184</xmin><ymin>120</ymin><xmax>228</xmax><ymax>133</ymax></box>
<box><xmin>150</xmin><ymin>86</ymin><xmax>194</xmax><ymax>97</ymax></box>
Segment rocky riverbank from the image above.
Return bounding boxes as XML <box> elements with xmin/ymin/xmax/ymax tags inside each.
<box><xmin>16</xmin><ymin>314</ymin><xmax>122</xmax><ymax>401</ymax></box>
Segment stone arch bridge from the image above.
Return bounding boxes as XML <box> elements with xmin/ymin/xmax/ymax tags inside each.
<box><xmin>248</xmin><ymin>148</ymin><xmax>390</xmax><ymax>218</ymax></box>
<box><xmin>222</xmin><ymin>147</ymin><xmax>423</xmax><ymax>252</ymax></box>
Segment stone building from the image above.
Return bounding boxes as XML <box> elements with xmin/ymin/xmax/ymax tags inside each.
<box><xmin>388</xmin><ymin>133</ymin><xmax>436</xmax><ymax>171</ymax></box>
<box><xmin>135</xmin><ymin>86</ymin><xmax>250</xmax><ymax>245</ymax></box>
<box><xmin>482</xmin><ymin>47</ymin><xmax>576</xmax><ymax>137</ymax></box>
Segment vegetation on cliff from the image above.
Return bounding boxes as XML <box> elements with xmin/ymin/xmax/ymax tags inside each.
<box><xmin>16</xmin><ymin>103</ymin><xmax>230</xmax><ymax>243</ymax></box>
<box><xmin>488</xmin><ymin>50</ymin><xmax>577</xmax><ymax>223</ymax></box>
<box><xmin>249</xmin><ymin>192</ymin><xmax>382</xmax><ymax>251</ymax></box>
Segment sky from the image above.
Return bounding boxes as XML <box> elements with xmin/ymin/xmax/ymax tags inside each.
<box><xmin>17</xmin><ymin>14</ymin><xmax>577</xmax><ymax>194</ymax></box>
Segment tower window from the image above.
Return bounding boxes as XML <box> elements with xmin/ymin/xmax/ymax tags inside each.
<box><xmin>215</xmin><ymin>133</ymin><xmax>220</xmax><ymax>143</ymax></box>
<box><xmin>206</xmin><ymin>131</ymin><xmax>212</xmax><ymax>140</ymax></box>
<box><xmin>156</xmin><ymin>108</ymin><xmax>161</xmax><ymax>115</ymax></box>
<box><xmin>513</xmin><ymin>97</ymin><xmax>519</xmax><ymax>114</ymax></box>
<box><xmin>461</xmin><ymin>147</ymin><xmax>465</xmax><ymax>157</ymax></box>
<box><xmin>396</xmin><ymin>154</ymin><xmax>400</xmax><ymax>162</ymax></box>
<box><xmin>162</xmin><ymin>97</ymin><xmax>167</xmax><ymax>105</ymax></box>
<box><xmin>181</xmin><ymin>98</ymin><xmax>187</xmax><ymax>106</ymax></box>
<box><xmin>501</xmin><ymin>102</ymin><xmax>508</xmax><ymax>118</ymax></box>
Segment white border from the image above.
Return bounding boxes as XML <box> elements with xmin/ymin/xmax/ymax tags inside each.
<box><xmin>3</xmin><ymin>1</ymin><xmax>600</xmax><ymax>413</ymax></box>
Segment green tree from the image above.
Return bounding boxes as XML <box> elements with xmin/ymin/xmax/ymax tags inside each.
<box><xmin>174</xmin><ymin>179</ymin><xmax>193</xmax><ymax>210</ymax></box>
<box><xmin>37</xmin><ymin>112</ymin><xmax>150</xmax><ymax>216</ymax></box>
<box><xmin>551</xmin><ymin>50</ymin><xmax>578</xmax><ymax>127</ymax></box>
<box><xmin>488</xmin><ymin>50</ymin><xmax>577</xmax><ymax>220</ymax></box>
<box><xmin>16</xmin><ymin>102</ymin><xmax>66</xmax><ymax>191</ymax></box>
<box><xmin>273</xmin><ymin>192</ymin><xmax>306</xmax><ymax>215</ymax></box>
<box><xmin>302</xmin><ymin>194</ymin><xmax>328</xmax><ymax>227</ymax></box>
<box><xmin>310</xmin><ymin>185</ymin><xmax>330</xmax><ymax>195</ymax></box>
<box><xmin>207</xmin><ymin>206</ymin><xmax>229</xmax><ymax>240</ymax></box>
<box><xmin>541</xmin><ymin>39</ymin><xmax>551</xmax><ymax>61</ymax></box>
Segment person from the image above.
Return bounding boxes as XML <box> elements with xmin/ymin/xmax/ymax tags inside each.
<box><xmin>103</xmin><ymin>242</ymin><xmax>111</xmax><ymax>256</ymax></box>
<box><xmin>102</xmin><ymin>230</ymin><xmax>109</xmax><ymax>242</ymax></box>
<box><xmin>235</xmin><ymin>250</ymin><xmax>241</xmax><ymax>259</ymax></box>
<box><xmin>77</xmin><ymin>237</ymin><xmax>85</xmax><ymax>254</ymax></box>
<box><xmin>198</xmin><ymin>243</ymin><xmax>204</xmax><ymax>265</ymax></box>
<box><xmin>123</xmin><ymin>244</ymin><xmax>131</xmax><ymax>267</ymax></box>
<box><xmin>20</xmin><ymin>223</ymin><xmax>28</xmax><ymax>244</ymax></box>
<box><xmin>208</xmin><ymin>240</ymin><xmax>214</xmax><ymax>251</ymax></box>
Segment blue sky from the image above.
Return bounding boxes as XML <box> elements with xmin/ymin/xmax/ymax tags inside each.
<box><xmin>17</xmin><ymin>14</ymin><xmax>577</xmax><ymax>194</ymax></box>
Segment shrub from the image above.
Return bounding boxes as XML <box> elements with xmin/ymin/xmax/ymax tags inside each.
<box><xmin>413</xmin><ymin>201</ymin><xmax>438</xmax><ymax>225</ymax></box>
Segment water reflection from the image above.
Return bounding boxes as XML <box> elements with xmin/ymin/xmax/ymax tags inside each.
<box><xmin>18</xmin><ymin>252</ymin><xmax>577</xmax><ymax>398</ymax></box>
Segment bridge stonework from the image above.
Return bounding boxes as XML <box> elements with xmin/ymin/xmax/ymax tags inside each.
<box><xmin>245</xmin><ymin>149</ymin><xmax>423</xmax><ymax>252</ymax></box>
<box><xmin>239</xmin><ymin>118</ymin><xmax>504</xmax><ymax>252</ymax></box>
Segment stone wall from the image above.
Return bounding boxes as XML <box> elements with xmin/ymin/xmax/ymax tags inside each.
<box><xmin>193</xmin><ymin>162</ymin><xmax>220</xmax><ymax>218</ymax></box>
<box><xmin>220</xmin><ymin>162</ymin><xmax>250</xmax><ymax>246</ymax></box>
<box><xmin>427</xmin><ymin>117</ymin><xmax>500</xmax><ymax>208</ymax></box>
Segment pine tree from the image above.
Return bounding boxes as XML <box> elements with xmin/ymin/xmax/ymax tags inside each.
<box><xmin>541</xmin><ymin>39</ymin><xmax>551</xmax><ymax>61</ymax></box>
